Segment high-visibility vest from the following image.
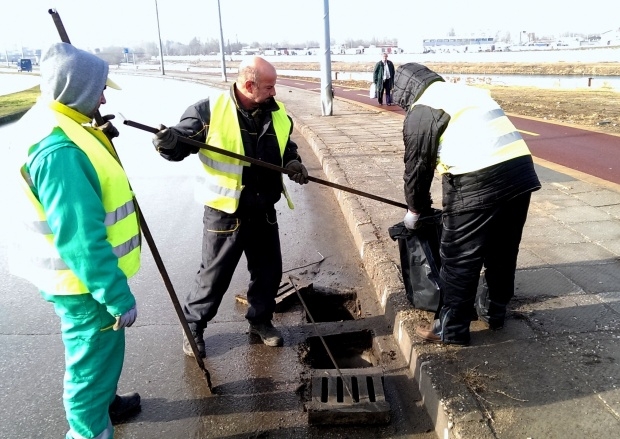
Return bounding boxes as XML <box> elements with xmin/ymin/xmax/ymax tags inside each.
<box><xmin>413</xmin><ymin>82</ymin><xmax>532</xmax><ymax>175</ymax></box>
<box><xmin>195</xmin><ymin>93</ymin><xmax>294</xmax><ymax>213</ymax></box>
<box><xmin>11</xmin><ymin>101</ymin><xmax>141</xmax><ymax>294</ymax></box>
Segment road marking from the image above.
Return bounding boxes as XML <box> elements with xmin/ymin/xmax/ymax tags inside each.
<box><xmin>293</xmin><ymin>82</ymin><xmax>306</xmax><ymax>86</ymax></box>
<box><xmin>518</xmin><ymin>129</ymin><xmax>539</xmax><ymax>136</ymax></box>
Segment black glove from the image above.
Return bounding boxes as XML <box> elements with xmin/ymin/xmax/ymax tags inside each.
<box><xmin>285</xmin><ymin>160</ymin><xmax>309</xmax><ymax>185</ymax></box>
<box><xmin>152</xmin><ymin>124</ymin><xmax>178</xmax><ymax>151</ymax></box>
<box><xmin>95</xmin><ymin>114</ymin><xmax>119</xmax><ymax>140</ymax></box>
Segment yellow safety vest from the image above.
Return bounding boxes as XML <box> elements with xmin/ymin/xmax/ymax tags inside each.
<box><xmin>413</xmin><ymin>82</ymin><xmax>532</xmax><ymax>175</ymax></box>
<box><xmin>196</xmin><ymin>93</ymin><xmax>294</xmax><ymax>213</ymax></box>
<box><xmin>11</xmin><ymin>101</ymin><xmax>141</xmax><ymax>294</ymax></box>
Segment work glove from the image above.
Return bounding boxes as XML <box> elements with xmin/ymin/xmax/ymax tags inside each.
<box><xmin>285</xmin><ymin>160</ymin><xmax>309</xmax><ymax>185</ymax></box>
<box><xmin>403</xmin><ymin>210</ymin><xmax>420</xmax><ymax>230</ymax></box>
<box><xmin>94</xmin><ymin>114</ymin><xmax>120</xmax><ymax>140</ymax></box>
<box><xmin>113</xmin><ymin>305</ymin><xmax>137</xmax><ymax>331</ymax></box>
<box><xmin>152</xmin><ymin>124</ymin><xmax>178</xmax><ymax>151</ymax></box>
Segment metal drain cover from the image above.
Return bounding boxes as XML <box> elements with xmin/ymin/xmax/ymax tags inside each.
<box><xmin>307</xmin><ymin>367</ymin><xmax>390</xmax><ymax>425</ymax></box>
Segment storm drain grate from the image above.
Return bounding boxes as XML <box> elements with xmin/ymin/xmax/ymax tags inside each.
<box><xmin>307</xmin><ymin>367</ymin><xmax>390</xmax><ymax>425</ymax></box>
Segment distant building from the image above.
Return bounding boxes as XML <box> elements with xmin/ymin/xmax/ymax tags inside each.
<box><xmin>422</xmin><ymin>36</ymin><xmax>496</xmax><ymax>53</ymax></box>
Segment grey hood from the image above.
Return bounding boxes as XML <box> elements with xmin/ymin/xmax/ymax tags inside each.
<box><xmin>391</xmin><ymin>62</ymin><xmax>445</xmax><ymax>109</ymax></box>
<box><xmin>39</xmin><ymin>42</ymin><xmax>110</xmax><ymax>117</ymax></box>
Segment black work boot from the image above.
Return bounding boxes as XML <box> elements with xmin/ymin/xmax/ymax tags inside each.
<box><xmin>109</xmin><ymin>392</ymin><xmax>141</xmax><ymax>424</ymax></box>
<box><xmin>249</xmin><ymin>321</ymin><xmax>283</xmax><ymax>347</ymax></box>
<box><xmin>182</xmin><ymin>323</ymin><xmax>205</xmax><ymax>358</ymax></box>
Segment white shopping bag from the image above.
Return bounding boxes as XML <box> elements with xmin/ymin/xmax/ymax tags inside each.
<box><xmin>369</xmin><ymin>83</ymin><xmax>376</xmax><ymax>98</ymax></box>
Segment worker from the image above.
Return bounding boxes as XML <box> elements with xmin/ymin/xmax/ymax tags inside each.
<box><xmin>152</xmin><ymin>56</ymin><xmax>309</xmax><ymax>358</ymax></box>
<box><xmin>10</xmin><ymin>42</ymin><xmax>142</xmax><ymax>438</ymax></box>
<box><xmin>392</xmin><ymin>62</ymin><xmax>541</xmax><ymax>345</ymax></box>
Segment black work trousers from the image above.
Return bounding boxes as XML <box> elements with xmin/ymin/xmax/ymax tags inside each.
<box><xmin>183</xmin><ymin>205</ymin><xmax>282</xmax><ymax>330</ymax></box>
<box><xmin>436</xmin><ymin>192</ymin><xmax>532</xmax><ymax>344</ymax></box>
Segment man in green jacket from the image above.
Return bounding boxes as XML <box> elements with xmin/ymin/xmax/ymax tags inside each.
<box><xmin>373</xmin><ymin>53</ymin><xmax>395</xmax><ymax>106</ymax></box>
<box><xmin>11</xmin><ymin>42</ymin><xmax>141</xmax><ymax>439</ymax></box>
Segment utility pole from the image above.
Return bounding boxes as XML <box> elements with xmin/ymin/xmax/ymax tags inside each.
<box><xmin>217</xmin><ymin>0</ymin><xmax>227</xmax><ymax>82</ymax></box>
<box><xmin>320</xmin><ymin>0</ymin><xmax>333</xmax><ymax>116</ymax></box>
<box><xmin>154</xmin><ymin>0</ymin><xmax>165</xmax><ymax>75</ymax></box>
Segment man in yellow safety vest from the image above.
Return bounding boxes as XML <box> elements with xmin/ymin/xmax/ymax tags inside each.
<box><xmin>152</xmin><ymin>56</ymin><xmax>308</xmax><ymax>358</ymax></box>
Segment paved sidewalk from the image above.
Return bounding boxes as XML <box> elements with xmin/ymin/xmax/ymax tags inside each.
<box><xmin>274</xmin><ymin>79</ymin><xmax>620</xmax><ymax>438</ymax></box>
<box><xmin>7</xmin><ymin>72</ymin><xmax>620</xmax><ymax>438</ymax></box>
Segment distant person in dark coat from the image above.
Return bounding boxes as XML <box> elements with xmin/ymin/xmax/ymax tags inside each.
<box><xmin>373</xmin><ymin>53</ymin><xmax>395</xmax><ymax>106</ymax></box>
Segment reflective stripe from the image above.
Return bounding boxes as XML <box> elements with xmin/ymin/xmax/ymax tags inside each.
<box><xmin>26</xmin><ymin>200</ymin><xmax>135</xmax><ymax>234</ymax></box>
<box><xmin>198</xmin><ymin>177</ymin><xmax>243</xmax><ymax>199</ymax></box>
<box><xmin>483</xmin><ymin>108</ymin><xmax>505</xmax><ymax>121</ymax></box>
<box><xmin>28</xmin><ymin>234</ymin><xmax>139</xmax><ymax>271</ymax></box>
<box><xmin>104</xmin><ymin>200</ymin><xmax>136</xmax><ymax>226</ymax></box>
<box><xmin>198</xmin><ymin>153</ymin><xmax>244</xmax><ymax>175</ymax></box>
<box><xmin>494</xmin><ymin>131</ymin><xmax>523</xmax><ymax>149</ymax></box>
<box><xmin>112</xmin><ymin>234</ymin><xmax>141</xmax><ymax>259</ymax></box>
<box><xmin>31</xmin><ymin>256</ymin><xmax>69</xmax><ymax>270</ymax></box>
<box><xmin>27</xmin><ymin>220</ymin><xmax>52</xmax><ymax>234</ymax></box>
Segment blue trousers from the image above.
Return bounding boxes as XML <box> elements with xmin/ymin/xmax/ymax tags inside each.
<box><xmin>42</xmin><ymin>292</ymin><xmax>123</xmax><ymax>439</ymax></box>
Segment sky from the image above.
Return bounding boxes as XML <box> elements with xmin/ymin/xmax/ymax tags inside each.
<box><xmin>1</xmin><ymin>0</ymin><xmax>618</xmax><ymax>52</ymax></box>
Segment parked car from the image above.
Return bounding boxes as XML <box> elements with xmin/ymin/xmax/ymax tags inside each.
<box><xmin>18</xmin><ymin>59</ymin><xmax>32</xmax><ymax>72</ymax></box>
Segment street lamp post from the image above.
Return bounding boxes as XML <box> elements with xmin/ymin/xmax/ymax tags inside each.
<box><xmin>320</xmin><ymin>0</ymin><xmax>333</xmax><ymax>116</ymax></box>
<box><xmin>154</xmin><ymin>0</ymin><xmax>165</xmax><ymax>75</ymax></box>
<box><xmin>217</xmin><ymin>0</ymin><xmax>227</xmax><ymax>82</ymax></box>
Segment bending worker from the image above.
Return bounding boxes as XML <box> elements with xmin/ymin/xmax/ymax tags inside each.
<box><xmin>10</xmin><ymin>42</ymin><xmax>141</xmax><ymax>439</ymax></box>
<box><xmin>152</xmin><ymin>56</ymin><xmax>309</xmax><ymax>358</ymax></box>
<box><xmin>392</xmin><ymin>62</ymin><xmax>541</xmax><ymax>345</ymax></box>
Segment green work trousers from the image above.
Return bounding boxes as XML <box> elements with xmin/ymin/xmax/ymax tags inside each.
<box><xmin>42</xmin><ymin>292</ymin><xmax>125</xmax><ymax>439</ymax></box>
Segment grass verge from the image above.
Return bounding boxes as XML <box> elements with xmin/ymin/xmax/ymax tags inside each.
<box><xmin>0</xmin><ymin>86</ymin><xmax>40</xmax><ymax>118</ymax></box>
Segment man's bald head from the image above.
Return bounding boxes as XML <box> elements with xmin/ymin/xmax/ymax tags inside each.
<box><xmin>236</xmin><ymin>56</ymin><xmax>278</xmax><ymax>109</ymax></box>
<box><xmin>237</xmin><ymin>56</ymin><xmax>276</xmax><ymax>84</ymax></box>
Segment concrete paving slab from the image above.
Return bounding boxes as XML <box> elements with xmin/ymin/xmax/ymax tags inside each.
<box><xmin>515</xmin><ymin>267</ymin><xmax>582</xmax><ymax>297</ymax></box>
<box><xmin>555</xmin><ymin>261</ymin><xmax>620</xmax><ymax>293</ymax></box>
<box><xmin>530</xmin><ymin>241</ymin><xmax>617</xmax><ymax>265</ymax></box>
<box><xmin>570</xmin><ymin>219</ymin><xmax>620</xmax><ymax>243</ymax></box>
<box><xmin>548</xmin><ymin>204</ymin><xmax>614</xmax><ymax>223</ymax></box>
<box><xmin>574</xmin><ymin>188</ymin><xmax>620</xmax><ymax>207</ymax></box>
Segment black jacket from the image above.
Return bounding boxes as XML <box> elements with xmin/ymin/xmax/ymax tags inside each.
<box><xmin>393</xmin><ymin>63</ymin><xmax>540</xmax><ymax>214</ymax></box>
<box><xmin>159</xmin><ymin>85</ymin><xmax>301</xmax><ymax>211</ymax></box>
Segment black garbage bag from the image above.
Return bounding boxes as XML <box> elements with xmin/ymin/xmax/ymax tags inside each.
<box><xmin>388</xmin><ymin>210</ymin><xmax>442</xmax><ymax>312</ymax></box>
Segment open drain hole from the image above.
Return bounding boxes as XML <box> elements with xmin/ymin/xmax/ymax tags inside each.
<box><xmin>300</xmin><ymin>286</ymin><xmax>359</xmax><ymax>322</ymax></box>
<box><xmin>304</xmin><ymin>330</ymin><xmax>375</xmax><ymax>369</ymax></box>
